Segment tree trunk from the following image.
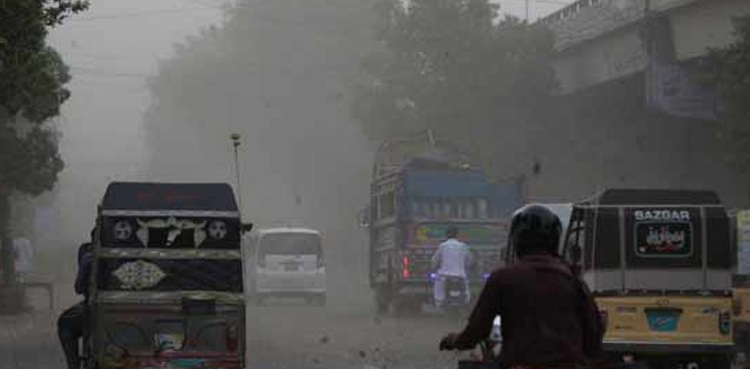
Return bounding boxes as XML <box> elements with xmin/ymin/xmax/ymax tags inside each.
<box><xmin>0</xmin><ymin>192</ymin><xmax>22</xmax><ymax>313</ymax></box>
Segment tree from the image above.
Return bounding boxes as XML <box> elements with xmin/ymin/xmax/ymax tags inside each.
<box><xmin>144</xmin><ymin>0</ymin><xmax>377</xmax><ymax>298</ymax></box>
<box><xmin>701</xmin><ymin>16</ymin><xmax>750</xmax><ymax>166</ymax></box>
<box><xmin>0</xmin><ymin>0</ymin><xmax>87</xmax><ymax>301</ymax></box>
<box><xmin>351</xmin><ymin>0</ymin><xmax>557</xmax><ymax>161</ymax></box>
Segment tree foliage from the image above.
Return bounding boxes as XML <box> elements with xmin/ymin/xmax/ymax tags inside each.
<box><xmin>701</xmin><ymin>16</ymin><xmax>750</xmax><ymax>165</ymax></box>
<box><xmin>352</xmin><ymin>0</ymin><xmax>557</xmax><ymax>148</ymax></box>
<box><xmin>0</xmin><ymin>0</ymin><xmax>88</xmax><ymax>196</ymax></box>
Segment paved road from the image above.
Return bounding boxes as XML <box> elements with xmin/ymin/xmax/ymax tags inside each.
<box><xmin>245</xmin><ymin>304</ymin><xmax>466</xmax><ymax>369</ymax></box>
<box><xmin>0</xmin><ymin>298</ymin><xmax>467</xmax><ymax>369</ymax></box>
<box><xmin>0</xmin><ymin>310</ymin><xmax>62</xmax><ymax>369</ymax></box>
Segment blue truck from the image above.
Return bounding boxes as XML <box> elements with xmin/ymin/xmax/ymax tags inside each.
<box><xmin>365</xmin><ymin>132</ymin><xmax>524</xmax><ymax>314</ymax></box>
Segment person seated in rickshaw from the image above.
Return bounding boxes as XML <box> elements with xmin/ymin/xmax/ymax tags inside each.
<box><xmin>57</xmin><ymin>229</ymin><xmax>94</xmax><ymax>369</ymax></box>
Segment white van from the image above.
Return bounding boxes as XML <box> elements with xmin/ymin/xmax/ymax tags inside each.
<box><xmin>250</xmin><ymin>228</ymin><xmax>326</xmax><ymax>305</ymax></box>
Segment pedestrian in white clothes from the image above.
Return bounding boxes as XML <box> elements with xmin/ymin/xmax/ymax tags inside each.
<box><xmin>431</xmin><ymin>226</ymin><xmax>473</xmax><ymax>308</ymax></box>
<box><xmin>13</xmin><ymin>237</ymin><xmax>33</xmax><ymax>283</ymax></box>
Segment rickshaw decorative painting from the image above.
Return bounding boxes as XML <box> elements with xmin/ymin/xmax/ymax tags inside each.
<box><xmin>112</xmin><ymin>259</ymin><xmax>167</xmax><ymax>290</ymax></box>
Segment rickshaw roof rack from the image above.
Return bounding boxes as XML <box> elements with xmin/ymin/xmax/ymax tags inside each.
<box><xmin>579</xmin><ymin>188</ymin><xmax>723</xmax><ymax>206</ymax></box>
<box><xmin>100</xmin><ymin>182</ymin><xmax>239</xmax><ymax>213</ymax></box>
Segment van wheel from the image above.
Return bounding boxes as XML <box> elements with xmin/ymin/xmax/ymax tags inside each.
<box><xmin>312</xmin><ymin>294</ymin><xmax>326</xmax><ymax>306</ymax></box>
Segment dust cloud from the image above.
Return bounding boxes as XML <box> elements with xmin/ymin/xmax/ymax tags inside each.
<box><xmin>142</xmin><ymin>0</ymin><xmax>377</xmax><ymax>307</ymax></box>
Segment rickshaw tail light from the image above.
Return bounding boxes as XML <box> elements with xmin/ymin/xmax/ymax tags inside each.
<box><xmin>226</xmin><ymin>324</ymin><xmax>239</xmax><ymax>352</ymax></box>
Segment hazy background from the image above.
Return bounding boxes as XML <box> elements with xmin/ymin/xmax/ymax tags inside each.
<box><xmin>32</xmin><ymin>0</ymin><xmax>574</xmax><ymax>295</ymax></box>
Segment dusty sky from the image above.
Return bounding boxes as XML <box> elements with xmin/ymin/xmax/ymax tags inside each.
<box><xmin>41</xmin><ymin>0</ymin><xmax>574</xmax><ymax>244</ymax></box>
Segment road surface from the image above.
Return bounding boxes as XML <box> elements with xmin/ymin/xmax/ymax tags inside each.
<box><xmin>0</xmin><ymin>297</ymin><xmax>469</xmax><ymax>369</ymax></box>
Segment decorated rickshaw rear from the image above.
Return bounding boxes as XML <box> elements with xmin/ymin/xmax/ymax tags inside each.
<box><xmin>562</xmin><ymin>189</ymin><xmax>734</xmax><ymax>368</ymax></box>
<box><xmin>87</xmin><ymin>182</ymin><xmax>247</xmax><ymax>369</ymax></box>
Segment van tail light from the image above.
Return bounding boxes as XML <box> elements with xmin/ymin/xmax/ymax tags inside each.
<box><xmin>734</xmin><ymin>298</ymin><xmax>741</xmax><ymax>316</ymax></box>
<box><xmin>317</xmin><ymin>256</ymin><xmax>325</xmax><ymax>269</ymax></box>
<box><xmin>402</xmin><ymin>256</ymin><xmax>411</xmax><ymax>279</ymax></box>
<box><xmin>226</xmin><ymin>324</ymin><xmax>239</xmax><ymax>352</ymax></box>
<box><xmin>719</xmin><ymin>310</ymin><xmax>731</xmax><ymax>335</ymax></box>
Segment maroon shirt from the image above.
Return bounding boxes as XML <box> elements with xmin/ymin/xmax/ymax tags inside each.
<box><xmin>453</xmin><ymin>255</ymin><xmax>603</xmax><ymax>369</ymax></box>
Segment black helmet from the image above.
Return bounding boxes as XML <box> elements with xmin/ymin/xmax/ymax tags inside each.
<box><xmin>445</xmin><ymin>226</ymin><xmax>459</xmax><ymax>239</ymax></box>
<box><xmin>509</xmin><ymin>205</ymin><xmax>561</xmax><ymax>257</ymax></box>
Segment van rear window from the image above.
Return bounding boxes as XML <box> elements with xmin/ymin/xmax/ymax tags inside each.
<box><xmin>259</xmin><ymin>233</ymin><xmax>321</xmax><ymax>256</ymax></box>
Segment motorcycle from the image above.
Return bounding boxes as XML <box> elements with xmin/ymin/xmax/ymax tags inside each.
<box><xmin>430</xmin><ymin>273</ymin><xmax>470</xmax><ymax>318</ymax></box>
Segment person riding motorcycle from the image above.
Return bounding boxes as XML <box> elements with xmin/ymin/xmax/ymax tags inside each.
<box><xmin>58</xmin><ymin>229</ymin><xmax>95</xmax><ymax>369</ymax></box>
<box><xmin>439</xmin><ymin>205</ymin><xmax>604</xmax><ymax>369</ymax></box>
<box><xmin>431</xmin><ymin>226</ymin><xmax>473</xmax><ymax>308</ymax></box>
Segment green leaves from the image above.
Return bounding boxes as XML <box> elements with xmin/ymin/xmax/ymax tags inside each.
<box><xmin>352</xmin><ymin>0</ymin><xmax>556</xmax><ymax>149</ymax></box>
<box><xmin>0</xmin><ymin>0</ymin><xmax>85</xmax><ymax>196</ymax></box>
<box><xmin>43</xmin><ymin>0</ymin><xmax>90</xmax><ymax>26</ymax></box>
<box><xmin>701</xmin><ymin>16</ymin><xmax>750</xmax><ymax>168</ymax></box>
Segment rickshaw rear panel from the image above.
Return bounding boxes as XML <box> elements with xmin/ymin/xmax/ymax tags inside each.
<box><xmin>86</xmin><ymin>182</ymin><xmax>248</xmax><ymax>369</ymax></box>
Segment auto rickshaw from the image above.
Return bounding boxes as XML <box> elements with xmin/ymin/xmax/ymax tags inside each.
<box><xmin>83</xmin><ymin>182</ymin><xmax>251</xmax><ymax>369</ymax></box>
<box><xmin>560</xmin><ymin>189</ymin><xmax>735</xmax><ymax>369</ymax></box>
<box><xmin>730</xmin><ymin>209</ymin><xmax>750</xmax><ymax>366</ymax></box>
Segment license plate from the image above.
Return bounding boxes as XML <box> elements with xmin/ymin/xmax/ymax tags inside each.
<box><xmin>449</xmin><ymin>291</ymin><xmax>461</xmax><ymax>297</ymax></box>
<box><xmin>646</xmin><ymin>308</ymin><xmax>681</xmax><ymax>332</ymax></box>
<box><xmin>283</xmin><ymin>264</ymin><xmax>299</xmax><ymax>271</ymax></box>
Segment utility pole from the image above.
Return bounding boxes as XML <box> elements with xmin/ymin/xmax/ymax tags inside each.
<box><xmin>525</xmin><ymin>0</ymin><xmax>530</xmax><ymax>22</ymax></box>
<box><xmin>230</xmin><ymin>133</ymin><xmax>244</xmax><ymax>217</ymax></box>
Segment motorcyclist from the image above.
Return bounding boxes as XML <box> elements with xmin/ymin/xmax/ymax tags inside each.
<box><xmin>58</xmin><ymin>229</ymin><xmax>95</xmax><ymax>369</ymax></box>
<box><xmin>439</xmin><ymin>205</ymin><xmax>604</xmax><ymax>369</ymax></box>
<box><xmin>431</xmin><ymin>226</ymin><xmax>473</xmax><ymax>308</ymax></box>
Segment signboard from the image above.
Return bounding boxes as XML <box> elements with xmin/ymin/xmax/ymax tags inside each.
<box><xmin>633</xmin><ymin>209</ymin><xmax>694</xmax><ymax>258</ymax></box>
<box><xmin>645</xmin><ymin>16</ymin><xmax>719</xmax><ymax>121</ymax></box>
<box><xmin>737</xmin><ymin>210</ymin><xmax>750</xmax><ymax>275</ymax></box>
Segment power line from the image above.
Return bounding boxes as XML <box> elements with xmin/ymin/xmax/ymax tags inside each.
<box><xmin>66</xmin><ymin>0</ymin><xmax>572</xmax><ymax>22</ymax></box>
<box><xmin>69</xmin><ymin>65</ymin><xmax>151</xmax><ymax>79</ymax></box>
<box><xmin>67</xmin><ymin>6</ymin><xmax>221</xmax><ymax>22</ymax></box>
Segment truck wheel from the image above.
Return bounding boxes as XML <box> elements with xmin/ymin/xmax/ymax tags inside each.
<box><xmin>374</xmin><ymin>288</ymin><xmax>390</xmax><ymax>314</ymax></box>
<box><xmin>392</xmin><ymin>298</ymin><xmax>420</xmax><ymax>317</ymax></box>
<box><xmin>312</xmin><ymin>294</ymin><xmax>326</xmax><ymax>306</ymax></box>
<box><xmin>391</xmin><ymin>298</ymin><xmax>408</xmax><ymax>317</ymax></box>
